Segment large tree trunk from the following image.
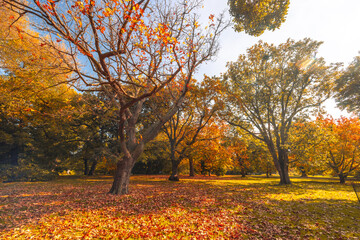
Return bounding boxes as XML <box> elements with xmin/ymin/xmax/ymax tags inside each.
<box><xmin>109</xmin><ymin>157</ymin><xmax>132</xmax><ymax>195</ymax></box>
<box><xmin>189</xmin><ymin>157</ymin><xmax>195</xmax><ymax>177</ymax></box>
<box><xmin>169</xmin><ymin>159</ymin><xmax>180</xmax><ymax>181</ymax></box>
<box><xmin>278</xmin><ymin>164</ymin><xmax>291</xmax><ymax>184</ymax></box>
<box><xmin>270</xmin><ymin>147</ymin><xmax>291</xmax><ymax>185</ymax></box>
<box><xmin>278</xmin><ymin>151</ymin><xmax>291</xmax><ymax>184</ymax></box>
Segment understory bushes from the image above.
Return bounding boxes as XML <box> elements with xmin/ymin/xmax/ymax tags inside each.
<box><xmin>0</xmin><ymin>163</ymin><xmax>56</xmax><ymax>182</ymax></box>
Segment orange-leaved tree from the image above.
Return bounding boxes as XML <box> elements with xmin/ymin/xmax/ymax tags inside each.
<box><xmin>3</xmin><ymin>0</ymin><xmax>228</xmax><ymax>194</ymax></box>
<box><xmin>224</xmin><ymin>129</ymin><xmax>250</xmax><ymax>177</ymax></box>
<box><xmin>317</xmin><ymin>116</ymin><xmax>360</xmax><ymax>183</ymax></box>
<box><xmin>158</xmin><ymin>76</ymin><xmax>223</xmax><ymax>180</ymax></box>
<box><xmin>0</xmin><ymin>3</ymin><xmax>76</xmax><ymax>119</ymax></box>
<box><xmin>225</xmin><ymin>128</ymin><xmax>274</xmax><ymax>177</ymax></box>
<box><xmin>188</xmin><ymin>122</ymin><xmax>233</xmax><ymax>176</ymax></box>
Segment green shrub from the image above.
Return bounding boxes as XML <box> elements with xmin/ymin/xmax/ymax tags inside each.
<box><xmin>0</xmin><ymin>163</ymin><xmax>57</xmax><ymax>182</ymax></box>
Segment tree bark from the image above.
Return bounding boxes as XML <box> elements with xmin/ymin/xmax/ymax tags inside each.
<box><xmin>109</xmin><ymin>88</ymin><xmax>188</xmax><ymax>194</ymax></box>
<box><xmin>169</xmin><ymin>159</ymin><xmax>180</xmax><ymax>181</ymax></box>
<box><xmin>189</xmin><ymin>157</ymin><xmax>195</xmax><ymax>177</ymax></box>
<box><xmin>278</xmin><ymin>165</ymin><xmax>291</xmax><ymax>184</ymax></box>
<box><xmin>273</xmin><ymin>149</ymin><xmax>291</xmax><ymax>185</ymax></box>
<box><xmin>109</xmin><ymin>158</ymin><xmax>133</xmax><ymax>195</ymax></box>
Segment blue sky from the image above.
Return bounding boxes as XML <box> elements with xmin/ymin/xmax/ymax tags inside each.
<box><xmin>196</xmin><ymin>0</ymin><xmax>360</xmax><ymax>117</ymax></box>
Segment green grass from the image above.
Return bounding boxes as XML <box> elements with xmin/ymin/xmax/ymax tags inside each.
<box><xmin>0</xmin><ymin>175</ymin><xmax>359</xmax><ymax>239</ymax></box>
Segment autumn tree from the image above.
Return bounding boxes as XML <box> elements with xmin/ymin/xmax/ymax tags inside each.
<box><xmin>335</xmin><ymin>55</ymin><xmax>360</xmax><ymax>115</ymax></box>
<box><xmin>228</xmin><ymin>130</ymin><xmax>274</xmax><ymax>177</ymax></box>
<box><xmin>223</xmin><ymin>126</ymin><xmax>274</xmax><ymax>177</ymax></box>
<box><xmin>157</xmin><ymin>76</ymin><xmax>223</xmax><ymax>181</ymax></box>
<box><xmin>190</xmin><ymin>124</ymin><xmax>233</xmax><ymax>176</ymax></box>
<box><xmin>317</xmin><ymin>116</ymin><xmax>360</xmax><ymax>183</ymax></box>
<box><xmin>288</xmin><ymin>119</ymin><xmax>327</xmax><ymax>177</ymax></box>
<box><xmin>228</xmin><ymin>0</ymin><xmax>290</xmax><ymax>36</ymax></box>
<box><xmin>0</xmin><ymin>4</ymin><xmax>79</xmax><ymax>171</ymax></box>
<box><xmin>179</xmin><ymin>120</ymin><xmax>232</xmax><ymax>177</ymax></box>
<box><xmin>3</xmin><ymin>0</ymin><xmax>229</xmax><ymax>194</ymax></box>
<box><xmin>246</xmin><ymin>139</ymin><xmax>275</xmax><ymax>177</ymax></box>
<box><xmin>223</xmin><ymin>130</ymin><xmax>250</xmax><ymax>177</ymax></box>
<box><xmin>0</xmin><ymin>3</ymin><xmax>74</xmax><ymax>117</ymax></box>
<box><xmin>145</xmin><ymin>76</ymin><xmax>223</xmax><ymax>180</ymax></box>
<box><xmin>222</xmin><ymin>38</ymin><xmax>340</xmax><ymax>185</ymax></box>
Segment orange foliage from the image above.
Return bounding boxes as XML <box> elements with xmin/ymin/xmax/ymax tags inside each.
<box><xmin>317</xmin><ymin>116</ymin><xmax>360</xmax><ymax>181</ymax></box>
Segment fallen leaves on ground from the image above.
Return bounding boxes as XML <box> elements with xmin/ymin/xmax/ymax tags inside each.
<box><xmin>0</xmin><ymin>175</ymin><xmax>359</xmax><ymax>239</ymax></box>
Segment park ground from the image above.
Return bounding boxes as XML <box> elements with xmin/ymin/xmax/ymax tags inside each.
<box><xmin>0</xmin><ymin>175</ymin><xmax>359</xmax><ymax>239</ymax></box>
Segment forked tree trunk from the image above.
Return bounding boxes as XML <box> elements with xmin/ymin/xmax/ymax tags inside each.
<box><xmin>108</xmin><ymin>73</ymin><xmax>190</xmax><ymax>195</ymax></box>
<box><xmin>109</xmin><ymin>157</ymin><xmax>133</xmax><ymax>195</ymax></box>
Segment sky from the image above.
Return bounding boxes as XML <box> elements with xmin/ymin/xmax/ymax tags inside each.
<box><xmin>196</xmin><ymin>0</ymin><xmax>360</xmax><ymax>118</ymax></box>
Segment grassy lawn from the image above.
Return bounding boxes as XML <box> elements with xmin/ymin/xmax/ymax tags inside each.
<box><xmin>0</xmin><ymin>175</ymin><xmax>359</xmax><ymax>239</ymax></box>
